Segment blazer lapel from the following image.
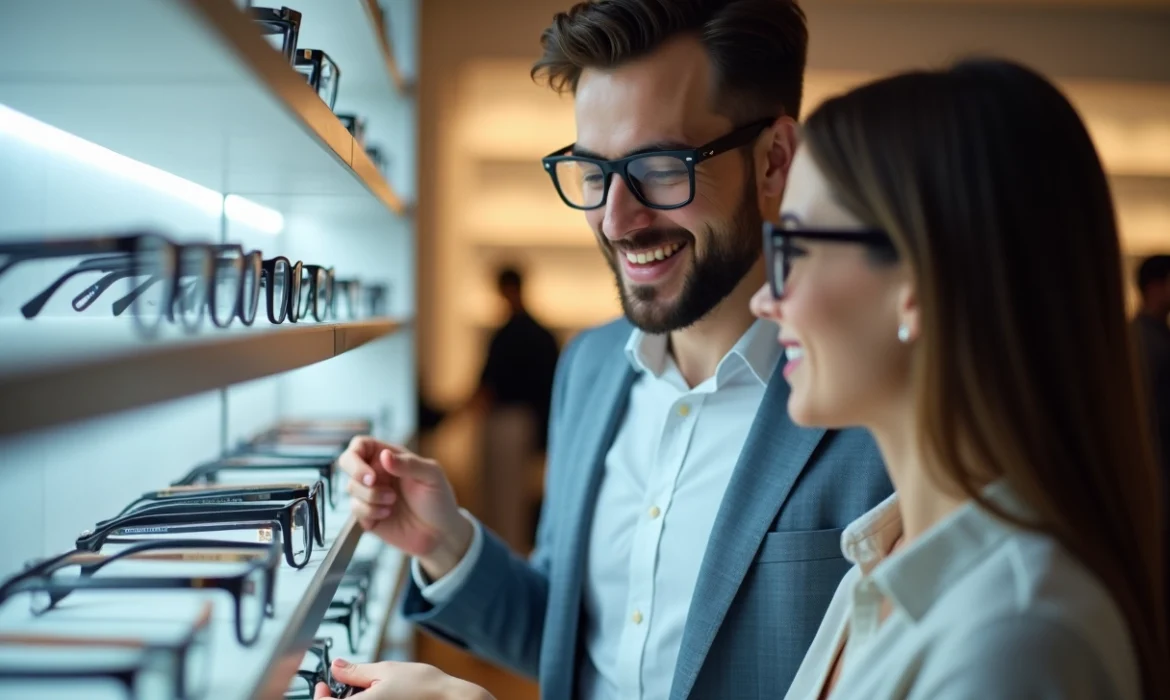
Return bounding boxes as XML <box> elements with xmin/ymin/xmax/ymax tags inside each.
<box><xmin>542</xmin><ymin>355</ymin><xmax>637</xmax><ymax>700</ymax></box>
<box><xmin>669</xmin><ymin>363</ymin><xmax>828</xmax><ymax>700</ymax></box>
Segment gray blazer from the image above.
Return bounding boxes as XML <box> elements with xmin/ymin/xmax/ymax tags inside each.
<box><xmin>403</xmin><ymin>318</ymin><xmax>891</xmax><ymax>699</ymax></box>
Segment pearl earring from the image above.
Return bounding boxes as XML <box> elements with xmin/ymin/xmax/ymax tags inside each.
<box><xmin>898</xmin><ymin>324</ymin><xmax>911</xmax><ymax>343</ymax></box>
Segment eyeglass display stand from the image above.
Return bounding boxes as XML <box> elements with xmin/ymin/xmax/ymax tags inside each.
<box><xmin>0</xmin><ymin>449</ymin><xmax>411</xmax><ymax>700</ymax></box>
<box><xmin>0</xmin><ymin>0</ymin><xmax>420</xmax><ymax>698</ymax></box>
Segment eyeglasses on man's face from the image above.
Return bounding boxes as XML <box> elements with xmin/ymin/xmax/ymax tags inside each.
<box><xmin>0</xmin><ymin>539</ymin><xmax>279</xmax><ymax>647</ymax></box>
<box><xmin>762</xmin><ymin>216</ymin><xmax>896</xmax><ymax>298</ymax></box>
<box><xmin>541</xmin><ymin>118</ymin><xmax>776</xmax><ymax>211</ymax></box>
<box><xmin>0</xmin><ymin>599</ymin><xmax>212</xmax><ymax>699</ymax></box>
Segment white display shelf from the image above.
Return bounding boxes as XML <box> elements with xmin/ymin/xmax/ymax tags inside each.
<box><xmin>0</xmin><ymin>463</ymin><xmax>409</xmax><ymax>700</ymax></box>
<box><xmin>0</xmin><ymin>0</ymin><xmax>406</xmax><ymax>218</ymax></box>
<box><xmin>0</xmin><ymin>317</ymin><xmax>412</xmax><ymax>438</ymax></box>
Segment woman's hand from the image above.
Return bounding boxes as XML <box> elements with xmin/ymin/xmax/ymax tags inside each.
<box><xmin>312</xmin><ymin>658</ymin><xmax>496</xmax><ymax>700</ymax></box>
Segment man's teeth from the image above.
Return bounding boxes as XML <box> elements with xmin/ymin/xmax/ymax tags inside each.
<box><xmin>625</xmin><ymin>242</ymin><xmax>684</xmax><ymax>265</ymax></box>
<box><xmin>785</xmin><ymin>346</ymin><xmax>804</xmax><ymax>361</ymax></box>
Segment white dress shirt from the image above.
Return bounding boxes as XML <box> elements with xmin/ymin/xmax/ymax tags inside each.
<box><xmin>784</xmin><ymin>483</ymin><xmax>1142</xmax><ymax>700</ymax></box>
<box><xmin>414</xmin><ymin>319</ymin><xmax>780</xmax><ymax>700</ymax></box>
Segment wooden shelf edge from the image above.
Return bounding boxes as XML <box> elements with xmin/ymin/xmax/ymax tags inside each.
<box><xmin>358</xmin><ymin>0</ymin><xmax>413</xmax><ymax>97</ymax></box>
<box><xmin>0</xmin><ymin>318</ymin><xmax>407</xmax><ymax>438</ymax></box>
<box><xmin>181</xmin><ymin>0</ymin><xmax>406</xmax><ymax>216</ymax></box>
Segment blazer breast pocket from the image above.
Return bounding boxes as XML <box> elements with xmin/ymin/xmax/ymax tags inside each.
<box><xmin>754</xmin><ymin>528</ymin><xmax>844</xmax><ymax>564</ymax></box>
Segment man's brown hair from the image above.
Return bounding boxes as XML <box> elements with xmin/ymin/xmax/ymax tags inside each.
<box><xmin>532</xmin><ymin>0</ymin><xmax>808</xmax><ymax>123</ymax></box>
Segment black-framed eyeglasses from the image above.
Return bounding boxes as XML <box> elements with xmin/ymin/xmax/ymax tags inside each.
<box><xmin>762</xmin><ymin>216</ymin><xmax>895</xmax><ymax>298</ymax></box>
<box><xmin>321</xmin><ymin>588</ymin><xmax>369</xmax><ymax>653</ymax></box>
<box><xmin>0</xmin><ymin>539</ymin><xmax>279</xmax><ymax>647</ymax></box>
<box><xmin>365</xmin><ymin>145</ymin><xmax>387</xmax><ymax>176</ymax></box>
<box><xmin>334</xmin><ymin>278</ymin><xmax>363</xmax><ymax>320</ymax></box>
<box><xmin>295</xmin><ymin>49</ymin><xmax>341</xmax><ymax>110</ymax></box>
<box><xmin>248</xmin><ymin>5</ymin><xmax>302</xmax><ymax>63</ymax></box>
<box><xmin>364</xmin><ymin>282</ymin><xmax>390</xmax><ymax>316</ymax></box>
<box><xmin>114</xmin><ymin>481</ymin><xmax>328</xmax><ymax>548</ymax></box>
<box><xmin>0</xmin><ymin>599</ymin><xmax>213</xmax><ymax>699</ymax></box>
<box><xmin>285</xmin><ymin>638</ymin><xmax>357</xmax><ymax>698</ymax></box>
<box><xmin>337</xmin><ymin>113</ymin><xmax>366</xmax><ymax>145</ymax></box>
<box><xmin>260</xmin><ymin>256</ymin><xmax>300</xmax><ymax>324</ymax></box>
<box><xmin>175</xmin><ymin>455</ymin><xmax>342</xmax><ymax>508</ymax></box>
<box><xmin>295</xmin><ymin>263</ymin><xmax>335</xmax><ymax>322</ymax></box>
<box><xmin>75</xmin><ymin>499</ymin><xmax>314</xmax><ymax>570</ymax></box>
<box><xmin>542</xmin><ymin>118</ymin><xmax>775</xmax><ymax>211</ymax></box>
<box><xmin>0</xmin><ymin>231</ymin><xmax>213</xmax><ymax>337</ymax></box>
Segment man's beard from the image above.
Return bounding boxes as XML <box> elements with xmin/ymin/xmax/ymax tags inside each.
<box><xmin>600</xmin><ymin>180</ymin><xmax>762</xmax><ymax>334</ymax></box>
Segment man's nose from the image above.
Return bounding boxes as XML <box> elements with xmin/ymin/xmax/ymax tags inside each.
<box><xmin>601</xmin><ymin>174</ymin><xmax>654</xmax><ymax>242</ymax></box>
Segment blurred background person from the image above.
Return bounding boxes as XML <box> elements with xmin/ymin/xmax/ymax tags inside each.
<box><xmin>1133</xmin><ymin>254</ymin><xmax>1170</xmax><ymax>486</ymax></box>
<box><xmin>468</xmin><ymin>265</ymin><xmax>560</xmax><ymax>552</ymax></box>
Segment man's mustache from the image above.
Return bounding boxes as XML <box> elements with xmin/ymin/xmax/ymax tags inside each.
<box><xmin>602</xmin><ymin>229</ymin><xmax>693</xmax><ymax>253</ymax></box>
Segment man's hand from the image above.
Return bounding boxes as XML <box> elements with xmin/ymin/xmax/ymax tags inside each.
<box><xmin>337</xmin><ymin>437</ymin><xmax>474</xmax><ymax>580</ymax></box>
<box><xmin>312</xmin><ymin>659</ymin><xmax>497</xmax><ymax>700</ymax></box>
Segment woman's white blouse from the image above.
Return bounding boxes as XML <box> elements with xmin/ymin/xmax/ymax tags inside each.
<box><xmin>783</xmin><ymin>484</ymin><xmax>1142</xmax><ymax>700</ymax></box>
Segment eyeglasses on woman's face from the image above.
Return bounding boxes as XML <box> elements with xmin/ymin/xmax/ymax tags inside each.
<box><xmin>762</xmin><ymin>216</ymin><xmax>895</xmax><ymax>299</ymax></box>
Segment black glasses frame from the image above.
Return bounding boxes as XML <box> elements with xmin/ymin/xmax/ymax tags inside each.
<box><xmin>0</xmin><ymin>599</ymin><xmax>212</xmax><ymax>699</ymax></box>
<box><xmin>295</xmin><ymin>49</ymin><xmax>341</xmax><ymax>110</ymax></box>
<box><xmin>322</xmin><ymin>588</ymin><xmax>368</xmax><ymax>653</ymax></box>
<box><xmin>0</xmin><ymin>231</ymin><xmax>207</xmax><ymax>337</ymax></box>
<box><xmin>189</xmin><ymin>454</ymin><xmax>342</xmax><ymax>507</ymax></box>
<box><xmin>286</xmin><ymin>638</ymin><xmax>357</xmax><ymax>698</ymax></box>
<box><xmin>75</xmin><ymin>500</ymin><xmax>313</xmax><ymax>570</ymax></box>
<box><xmin>762</xmin><ymin>218</ymin><xmax>893</xmax><ymax>298</ymax></box>
<box><xmin>248</xmin><ymin>5</ymin><xmax>302</xmax><ymax>63</ymax></box>
<box><xmin>0</xmin><ymin>539</ymin><xmax>279</xmax><ymax>647</ymax></box>
<box><xmin>114</xmin><ymin>481</ymin><xmax>328</xmax><ymax>548</ymax></box>
<box><xmin>542</xmin><ymin>118</ymin><xmax>775</xmax><ymax>211</ymax></box>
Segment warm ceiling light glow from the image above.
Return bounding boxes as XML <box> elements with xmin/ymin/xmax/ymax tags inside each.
<box><xmin>0</xmin><ymin>103</ymin><xmax>284</xmax><ymax>234</ymax></box>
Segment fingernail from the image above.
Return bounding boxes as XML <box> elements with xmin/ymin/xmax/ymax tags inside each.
<box><xmin>362</xmin><ymin>474</ymin><xmax>374</xmax><ymax>486</ymax></box>
<box><xmin>374</xmin><ymin>507</ymin><xmax>391</xmax><ymax>518</ymax></box>
<box><xmin>333</xmin><ymin>657</ymin><xmax>350</xmax><ymax>668</ymax></box>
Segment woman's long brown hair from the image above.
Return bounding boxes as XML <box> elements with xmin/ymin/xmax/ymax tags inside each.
<box><xmin>802</xmin><ymin>58</ymin><xmax>1168</xmax><ymax>694</ymax></box>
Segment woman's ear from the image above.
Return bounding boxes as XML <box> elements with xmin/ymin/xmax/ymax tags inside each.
<box><xmin>759</xmin><ymin>116</ymin><xmax>799</xmax><ymax>204</ymax></box>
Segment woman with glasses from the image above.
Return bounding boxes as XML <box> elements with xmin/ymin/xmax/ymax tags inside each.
<box><xmin>750</xmin><ymin>58</ymin><xmax>1167</xmax><ymax>698</ymax></box>
<box><xmin>310</xmin><ymin>58</ymin><xmax>1169</xmax><ymax>700</ymax></box>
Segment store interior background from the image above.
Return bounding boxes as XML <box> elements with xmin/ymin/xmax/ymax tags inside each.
<box><xmin>411</xmin><ymin>1</ymin><xmax>1169</xmax><ymax>696</ymax></box>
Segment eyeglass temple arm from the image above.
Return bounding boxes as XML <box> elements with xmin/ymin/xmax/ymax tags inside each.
<box><xmin>19</xmin><ymin>256</ymin><xmax>133</xmax><ymax>319</ymax></box>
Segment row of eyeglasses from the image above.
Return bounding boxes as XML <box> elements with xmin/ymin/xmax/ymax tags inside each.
<box><xmin>0</xmin><ymin>230</ymin><xmax>384</xmax><ymax>338</ymax></box>
<box><xmin>0</xmin><ymin>418</ymin><xmax>375</xmax><ymax>699</ymax></box>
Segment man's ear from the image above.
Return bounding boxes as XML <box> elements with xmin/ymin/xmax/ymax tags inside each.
<box><xmin>759</xmin><ymin>115</ymin><xmax>799</xmax><ymax>201</ymax></box>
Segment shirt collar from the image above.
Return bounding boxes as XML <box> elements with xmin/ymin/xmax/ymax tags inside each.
<box><xmin>623</xmin><ymin>319</ymin><xmax>781</xmax><ymax>388</ymax></box>
<box><xmin>840</xmin><ymin>480</ymin><xmax>1026</xmax><ymax>622</ymax></box>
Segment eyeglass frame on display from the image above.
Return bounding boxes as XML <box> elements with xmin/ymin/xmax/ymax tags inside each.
<box><xmin>112</xmin><ymin>481</ymin><xmax>328</xmax><ymax>549</ymax></box>
<box><xmin>247</xmin><ymin>5</ymin><xmax>302</xmax><ymax>64</ymax></box>
<box><xmin>0</xmin><ymin>231</ymin><xmax>212</xmax><ymax>337</ymax></box>
<box><xmin>541</xmin><ymin>117</ymin><xmax>776</xmax><ymax>211</ymax></box>
<box><xmin>0</xmin><ymin>539</ymin><xmax>280</xmax><ymax>646</ymax></box>
<box><xmin>174</xmin><ymin>455</ymin><xmax>342</xmax><ymax>509</ymax></box>
<box><xmin>294</xmin><ymin>49</ymin><xmax>342</xmax><ymax>111</ymax></box>
<box><xmin>286</xmin><ymin>637</ymin><xmax>358</xmax><ymax>699</ymax></box>
<box><xmin>75</xmin><ymin>500</ymin><xmax>314</xmax><ymax>570</ymax></box>
<box><xmin>321</xmin><ymin>587</ymin><xmax>369</xmax><ymax>654</ymax></box>
<box><xmin>0</xmin><ymin>599</ymin><xmax>214</xmax><ymax>700</ymax></box>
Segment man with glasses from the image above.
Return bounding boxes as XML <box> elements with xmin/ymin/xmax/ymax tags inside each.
<box><xmin>338</xmin><ymin>1</ymin><xmax>890</xmax><ymax>698</ymax></box>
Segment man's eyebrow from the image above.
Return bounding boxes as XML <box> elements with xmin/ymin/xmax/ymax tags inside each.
<box><xmin>571</xmin><ymin>140</ymin><xmax>695</xmax><ymax>161</ymax></box>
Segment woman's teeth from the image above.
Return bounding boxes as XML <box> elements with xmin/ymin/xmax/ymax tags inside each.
<box><xmin>785</xmin><ymin>346</ymin><xmax>804</xmax><ymax>361</ymax></box>
<box><xmin>625</xmin><ymin>242</ymin><xmax>684</xmax><ymax>265</ymax></box>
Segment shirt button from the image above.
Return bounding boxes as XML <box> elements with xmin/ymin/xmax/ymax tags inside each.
<box><xmin>677</xmin><ymin>404</ymin><xmax>690</xmax><ymax>417</ymax></box>
<box><xmin>648</xmin><ymin>506</ymin><xmax>661</xmax><ymax>519</ymax></box>
<box><xmin>631</xmin><ymin>610</ymin><xmax>644</xmax><ymax>625</ymax></box>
